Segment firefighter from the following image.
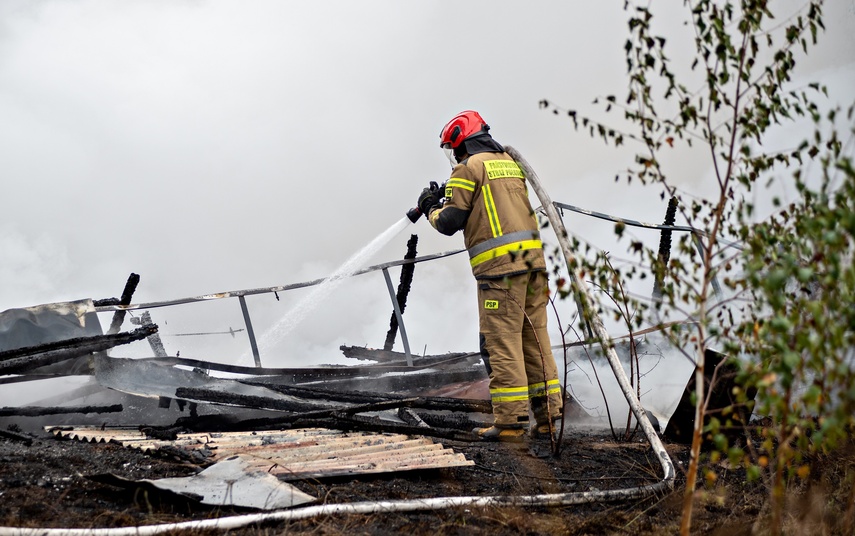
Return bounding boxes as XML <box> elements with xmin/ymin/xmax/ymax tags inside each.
<box><xmin>416</xmin><ymin>110</ymin><xmax>563</xmax><ymax>442</ymax></box>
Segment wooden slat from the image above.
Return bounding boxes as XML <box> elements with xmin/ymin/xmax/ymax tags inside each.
<box><xmin>255</xmin><ymin>443</ymin><xmax>445</xmax><ymax>470</ymax></box>
<box><xmin>214</xmin><ymin>437</ymin><xmax>435</xmax><ymax>462</ymax></box>
<box><xmin>46</xmin><ymin>426</ymin><xmax>473</xmax><ymax>479</ymax></box>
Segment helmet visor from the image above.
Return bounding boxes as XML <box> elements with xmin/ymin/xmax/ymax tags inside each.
<box><xmin>442</xmin><ymin>145</ymin><xmax>457</xmax><ymax>168</ymax></box>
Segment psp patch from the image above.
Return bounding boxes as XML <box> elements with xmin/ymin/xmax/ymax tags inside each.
<box><xmin>445</xmin><ymin>186</ymin><xmax>453</xmax><ymax>198</ymax></box>
<box><xmin>484</xmin><ymin>299</ymin><xmax>500</xmax><ymax>310</ymax></box>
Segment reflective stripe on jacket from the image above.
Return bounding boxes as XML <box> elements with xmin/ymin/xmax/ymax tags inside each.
<box><xmin>428</xmin><ymin>151</ymin><xmax>545</xmax><ymax>279</ymax></box>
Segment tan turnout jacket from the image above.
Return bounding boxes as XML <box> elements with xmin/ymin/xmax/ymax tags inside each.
<box><xmin>428</xmin><ymin>151</ymin><xmax>545</xmax><ymax>279</ymax></box>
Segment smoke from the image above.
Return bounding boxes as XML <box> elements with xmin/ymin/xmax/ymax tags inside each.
<box><xmin>0</xmin><ymin>224</ymin><xmax>70</xmax><ymax>308</ymax></box>
<box><xmin>0</xmin><ymin>2</ymin><xmax>852</xmax><ymax>411</ymax></box>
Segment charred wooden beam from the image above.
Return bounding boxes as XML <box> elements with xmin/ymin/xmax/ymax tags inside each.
<box><xmin>406</xmin><ymin>409</ymin><xmax>489</xmax><ymax>432</ymax></box>
<box><xmin>175</xmin><ymin>386</ymin><xmax>429</xmax><ymax>421</ymax></box>
<box><xmin>106</xmin><ymin>273</ymin><xmax>141</xmax><ymax>335</ymax></box>
<box><xmin>398</xmin><ymin>408</ymin><xmax>430</xmax><ymax>428</ymax></box>
<box><xmin>0</xmin><ymin>326</ymin><xmax>157</xmax><ymax>375</ymax></box>
<box><xmin>144</xmin><ymin>352</ymin><xmax>475</xmax><ymax>383</ymax></box>
<box><xmin>295</xmin><ymin>414</ymin><xmax>480</xmax><ymax>442</ymax></box>
<box><xmin>133</xmin><ymin>311</ymin><xmax>168</xmax><ymax>357</ymax></box>
<box><xmin>328</xmin><ymin>397</ymin><xmax>417</xmax><ymax>415</ymax></box>
<box><xmin>0</xmin><ymin>404</ymin><xmax>123</xmax><ymax>417</ymax></box>
<box><xmin>0</xmin><ymin>429</ymin><xmax>33</xmax><ymax>446</ymax></box>
<box><xmin>652</xmin><ymin>197</ymin><xmax>678</xmax><ymax>304</ymax></box>
<box><xmin>296</xmin><ymin>368</ymin><xmax>488</xmax><ymax>395</ymax></box>
<box><xmin>0</xmin><ymin>325</ymin><xmax>155</xmax><ymax>362</ymax></box>
<box><xmin>384</xmin><ymin>234</ymin><xmax>418</xmax><ymax>351</ymax></box>
<box><xmin>174</xmin><ymin>387</ymin><xmax>340</xmax><ymax>414</ymax></box>
<box><xmin>340</xmin><ymin>345</ymin><xmax>476</xmax><ymax>365</ymax></box>
<box><xmin>244</xmin><ymin>381</ymin><xmax>492</xmax><ymax>413</ymax></box>
<box><xmin>131</xmin><ymin>311</ymin><xmax>179</xmax><ymax>410</ymax></box>
<box><xmin>173</xmin><ymin>411</ymin><xmax>478</xmax><ymax>442</ymax></box>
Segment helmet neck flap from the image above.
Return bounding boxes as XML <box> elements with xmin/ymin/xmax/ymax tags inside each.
<box><xmin>459</xmin><ymin>132</ymin><xmax>505</xmax><ymax>159</ymax></box>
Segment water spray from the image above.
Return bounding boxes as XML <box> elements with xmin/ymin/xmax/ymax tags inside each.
<box><xmin>250</xmin><ymin>215</ymin><xmax>414</xmax><ymax>364</ymax></box>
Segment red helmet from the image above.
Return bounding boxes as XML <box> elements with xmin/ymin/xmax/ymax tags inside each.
<box><xmin>439</xmin><ymin>110</ymin><xmax>488</xmax><ymax>149</ymax></box>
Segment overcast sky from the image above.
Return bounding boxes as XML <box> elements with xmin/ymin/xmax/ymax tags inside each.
<box><xmin>1</xmin><ymin>1</ymin><xmax>853</xmax><ymax>372</ymax></box>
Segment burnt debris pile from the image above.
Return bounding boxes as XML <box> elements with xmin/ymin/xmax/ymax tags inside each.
<box><xmin>0</xmin><ymin>271</ymin><xmax>496</xmax><ymax>443</ymax></box>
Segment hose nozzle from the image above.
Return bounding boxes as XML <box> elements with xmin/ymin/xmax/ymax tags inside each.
<box><xmin>406</xmin><ymin>206</ymin><xmax>422</xmax><ymax>223</ymax></box>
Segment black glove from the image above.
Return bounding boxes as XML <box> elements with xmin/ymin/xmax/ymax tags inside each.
<box><xmin>417</xmin><ymin>181</ymin><xmax>443</xmax><ymax>216</ymax></box>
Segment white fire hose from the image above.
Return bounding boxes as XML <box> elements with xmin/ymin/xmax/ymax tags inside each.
<box><xmin>506</xmin><ymin>145</ymin><xmax>675</xmax><ymax>489</ymax></box>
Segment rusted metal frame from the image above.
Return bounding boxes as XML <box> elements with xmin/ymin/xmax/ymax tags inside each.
<box><xmin>553</xmin><ymin>200</ymin><xmax>745</xmax><ymax>252</ymax></box>
<box><xmin>93</xmin><ymin>249</ymin><xmax>466</xmax><ymax>313</ymax></box>
<box><xmin>0</xmin><ymin>325</ymin><xmax>157</xmax><ymax>375</ymax></box>
<box><xmin>106</xmin><ymin>273</ymin><xmax>140</xmax><ymax>335</ymax></box>
<box><xmin>0</xmin><ymin>404</ymin><xmax>123</xmax><ymax>417</ymax></box>
<box><xmin>381</xmin><ymin>267</ymin><xmax>412</xmax><ymax>366</ymax></box>
<box><xmin>552</xmin><ymin>200</ymin><xmax>726</xmax><ymax>301</ymax></box>
<box><xmin>553</xmin><ymin>201</ymin><xmax>696</xmax><ymax>233</ymax></box>
<box><xmin>238</xmin><ymin>296</ymin><xmax>262</xmax><ymax>367</ymax></box>
<box><xmin>90</xmin><ymin>250</ymin><xmax>464</xmax><ymax>371</ymax></box>
<box><xmin>244</xmin><ymin>381</ymin><xmax>492</xmax><ymax>413</ymax></box>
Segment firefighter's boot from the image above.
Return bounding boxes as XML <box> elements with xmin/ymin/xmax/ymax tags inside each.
<box><xmin>531</xmin><ymin>396</ymin><xmax>563</xmax><ymax>442</ymax></box>
<box><xmin>531</xmin><ymin>421</ymin><xmax>560</xmax><ymax>442</ymax></box>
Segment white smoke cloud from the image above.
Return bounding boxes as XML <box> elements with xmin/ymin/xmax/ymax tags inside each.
<box><xmin>0</xmin><ymin>1</ymin><xmax>852</xmax><ymax>413</ymax></box>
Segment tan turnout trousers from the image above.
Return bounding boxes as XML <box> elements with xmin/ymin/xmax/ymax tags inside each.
<box><xmin>478</xmin><ymin>270</ymin><xmax>563</xmax><ymax>428</ymax></box>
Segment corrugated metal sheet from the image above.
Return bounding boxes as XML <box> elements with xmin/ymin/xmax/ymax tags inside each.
<box><xmin>90</xmin><ymin>455</ymin><xmax>316</xmax><ymax>510</ymax></box>
<box><xmin>48</xmin><ymin>426</ymin><xmax>473</xmax><ymax>479</ymax></box>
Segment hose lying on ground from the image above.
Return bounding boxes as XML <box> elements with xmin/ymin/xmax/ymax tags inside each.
<box><xmin>0</xmin><ymin>484</ymin><xmax>674</xmax><ymax>536</ymax></box>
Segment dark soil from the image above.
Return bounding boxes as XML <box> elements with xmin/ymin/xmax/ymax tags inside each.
<box><xmin>0</xmin><ymin>425</ymin><xmax>852</xmax><ymax>535</ymax></box>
